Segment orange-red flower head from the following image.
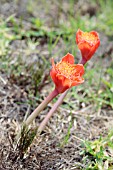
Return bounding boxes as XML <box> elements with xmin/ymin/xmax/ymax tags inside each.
<box><xmin>76</xmin><ymin>29</ymin><xmax>100</xmax><ymax>64</ymax></box>
<box><xmin>50</xmin><ymin>53</ymin><xmax>84</xmax><ymax>93</ymax></box>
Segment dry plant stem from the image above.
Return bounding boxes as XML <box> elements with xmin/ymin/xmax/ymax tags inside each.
<box><xmin>38</xmin><ymin>90</ymin><xmax>69</xmax><ymax>134</ymax></box>
<box><xmin>25</xmin><ymin>88</ymin><xmax>59</xmax><ymax>126</ymax></box>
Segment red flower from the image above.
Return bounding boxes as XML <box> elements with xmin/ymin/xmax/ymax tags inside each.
<box><xmin>76</xmin><ymin>29</ymin><xmax>100</xmax><ymax>64</ymax></box>
<box><xmin>50</xmin><ymin>53</ymin><xmax>84</xmax><ymax>93</ymax></box>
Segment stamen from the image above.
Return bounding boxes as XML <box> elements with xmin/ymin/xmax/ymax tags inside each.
<box><xmin>56</xmin><ymin>61</ymin><xmax>77</xmax><ymax>80</ymax></box>
<box><xmin>80</xmin><ymin>32</ymin><xmax>98</xmax><ymax>45</ymax></box>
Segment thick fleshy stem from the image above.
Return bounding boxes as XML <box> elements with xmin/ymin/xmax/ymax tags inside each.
<box><xmin>80</xmin><ymin>58</ymin><xmax>87</xmax><ymax>65</ymax></box>
<box><xmin>38</xmin><ymin>90</ymin><xmax>68</xmax><ymax>134</ymax></box>
<box><xmin>38</xmin><ymin>59</ymin><xmax>85</xmax><ymax>133</ymax></box>
<box><xmin>25</xmin><ymin>88</ymin><xmax>59</xmax><ymax>126</ymax></box>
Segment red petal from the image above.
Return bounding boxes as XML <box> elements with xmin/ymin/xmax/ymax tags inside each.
<box><xmin>76</xmin><ymin>29</ymin><xmax>83</xmax><ymax>44</ymax></box>
<box><xmin>50</xmin><ymin>59</ymin><xmax>58</xmax><ymax>85</ymax></box>
<box><xmin>90</xmin><ymin>31</ymin><xmax>100</xmax><ymax>39</ymax></box>
<box><xmin>75</xmin><ymin>64</ymin><xmax>85</xmax><ymax>76</ymax></box>
<box><xmin>78</xmin><ymin>42</ymin><xmax>91</xmax><ymax>60</ymax></box>
<box><xmin>87</xmin><ymin>39</ymin><xmax>100</xmax><ymax>60</ymax></box>
<box><xmin>71</xmin><ymin>77</ymin><xmax>84</xmax><ymax>86</ymax></box>
<box><xmin>62</xmin><ymin>53</ymin><xmax>74</xmax><ymax>64</ymax></box>
<box><xmin>55</xmin><ymin>74</ymin><xmax>71</xmax><ymax>93</ymax></box>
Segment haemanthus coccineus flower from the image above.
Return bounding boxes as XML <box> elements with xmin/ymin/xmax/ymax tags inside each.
<box><xmin>76</xmin><ymin>29</ymin><xmax>100</xmax><ymax>64</ymax></box>
<box><xmin>50</xmin><ymin>53</ymin><xmax>84</xmax><ymax>93</ymax></box>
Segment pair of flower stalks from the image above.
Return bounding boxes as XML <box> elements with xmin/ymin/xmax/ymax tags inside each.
<box><xmin>25</xmin><ymin>29</ymin><xmax>100</xmax><ymax>134</ymax></box>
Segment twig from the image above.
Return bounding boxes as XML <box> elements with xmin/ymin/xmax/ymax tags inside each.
<box><xmin>0</xmin><ymin>75</ymin><xmax>7</xmax><ymax>84</ymax></box>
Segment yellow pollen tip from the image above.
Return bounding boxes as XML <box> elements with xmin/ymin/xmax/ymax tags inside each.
<box><xmin>56</xmin><ymin>61</ymin><xmax>76</xmax><ymax>79</ymax></box>
<box><xmin>81</xmin><ymin>32</ymin><xmax>97</xmax><ymax>45</ymax></box>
